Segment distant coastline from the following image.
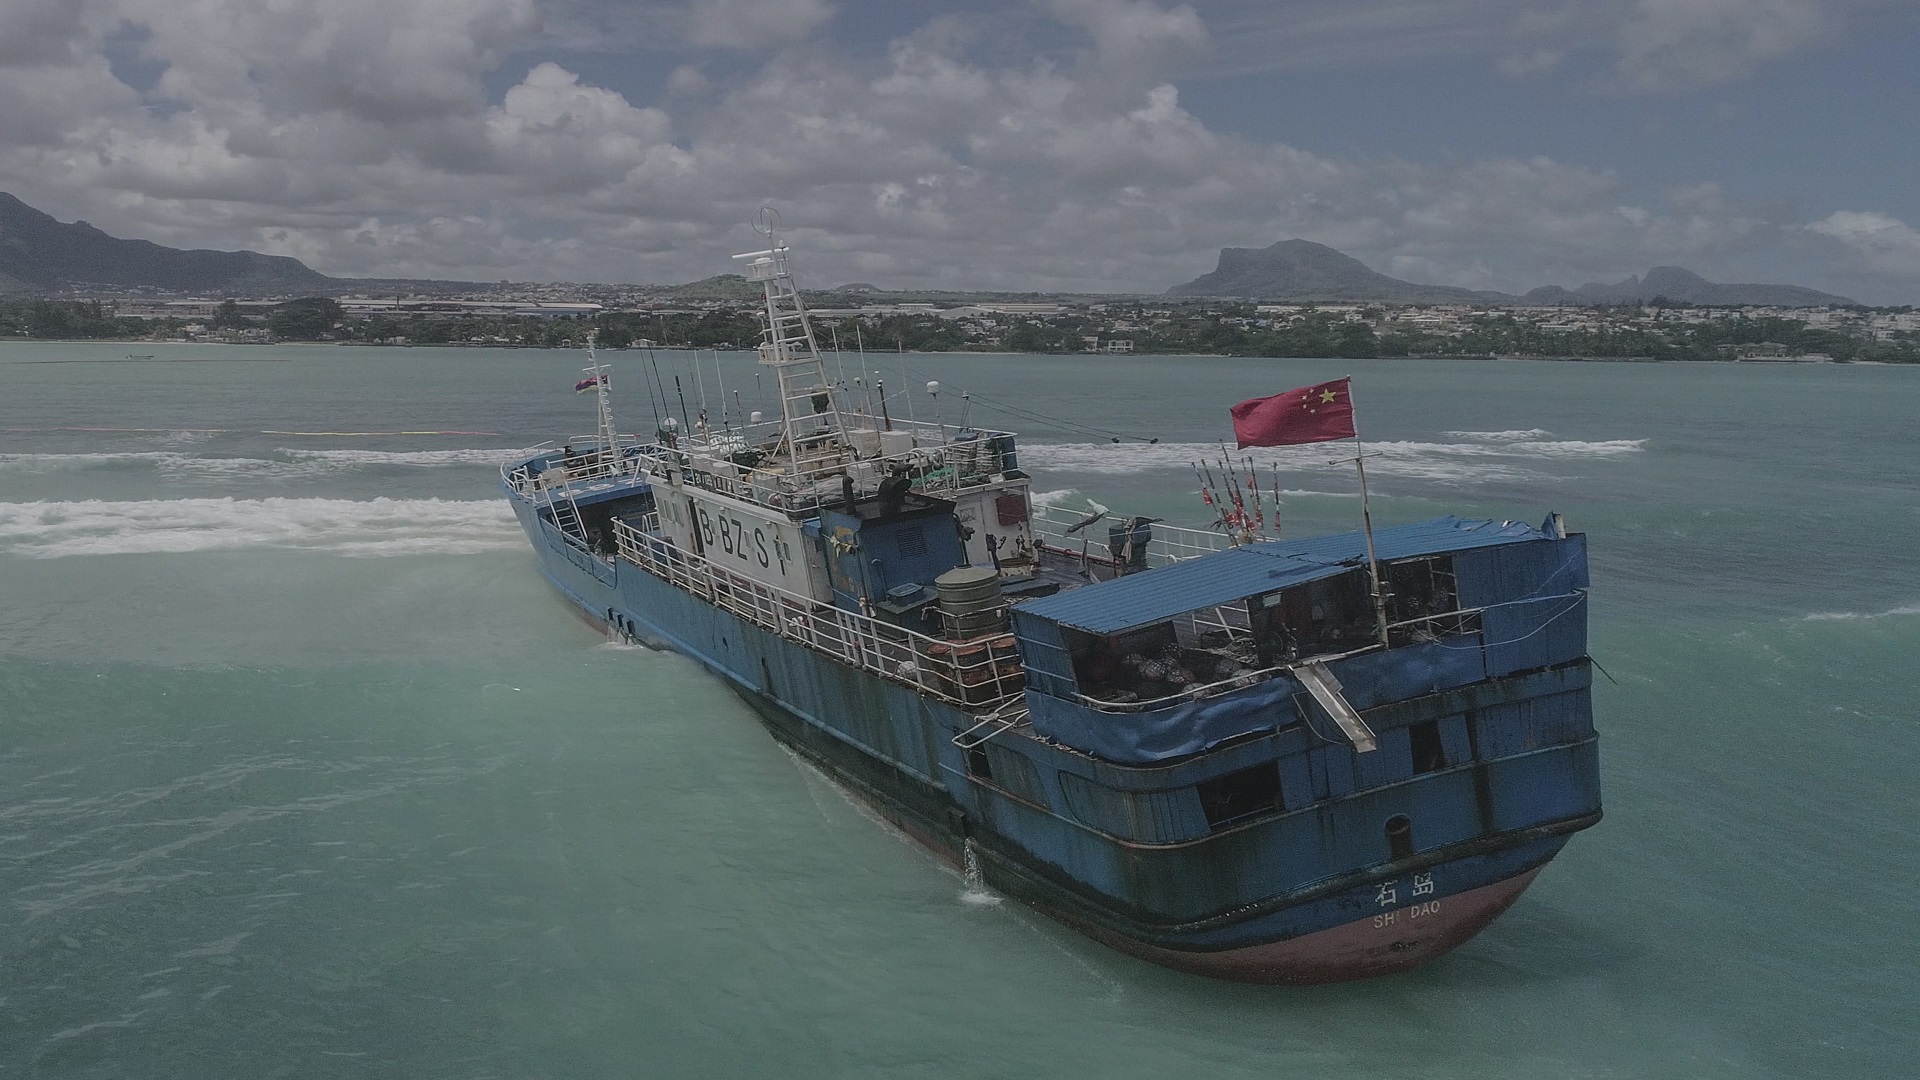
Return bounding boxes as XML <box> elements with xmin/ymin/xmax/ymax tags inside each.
<box><xmin>0</xmin><ymin>338</ymin><xmax>1890</xmax><ymax>365</ymax></box>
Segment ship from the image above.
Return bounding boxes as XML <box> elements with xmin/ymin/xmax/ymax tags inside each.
<box><xmin>500</xmin><ymin>231</ymin><xmax>1601</xmax><ymax>983</ymax></box>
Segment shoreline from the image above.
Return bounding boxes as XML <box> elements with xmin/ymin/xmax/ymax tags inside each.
<box><xmin>0</xmin><ymin>339</ymin><xmax>1903</xmax><ymax>365</ymax></box>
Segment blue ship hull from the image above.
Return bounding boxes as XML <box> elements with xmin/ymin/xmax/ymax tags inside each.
<box><xmin>506</xmin><ymin>482</ymin><xmax>1601</xmax><ymax>983</ymax></box>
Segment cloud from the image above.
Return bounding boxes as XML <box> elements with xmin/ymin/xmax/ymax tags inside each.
<box><xmin>1807</xmin><ymin>211</ymin><xmax>1920</xmax><ymax>275</ymax></box>
<box><xmin>0</xmin><ymin>0</ymin><xmax>91</xmax><ymax>67</ymax></box>
<box><xmin>484</xmin><ymin>63</ymin><xmax>676</xmax><ymax>186</ymax></box>
<box><xmin>1612</xmin><ymin>0</ymin><xmax>1836</xmax><ymax>92</ymax></box>
<box><xmin>1048</xmin><ymin>0</ymin><xmax>1208</xmax><ymax>66</ymax></box>
<box><xmin>0</xmin><ymin>0</ymin><xmax>1911</xmax><ymax>301</ymax></box>
<box><xmin>680</xmin><ymin>0</ymin><xmax>835</xmax><ymax>48</ymax></box>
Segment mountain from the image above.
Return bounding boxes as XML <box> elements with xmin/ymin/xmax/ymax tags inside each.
<box><xmin>1166</xmin><ymin>239</ymin><xmax>1511</xmax><ymax>303</ymax></box>
<box><xmin>0</xmin><ymin>192</ymin><xmax>337</xmax><ymax>295</ymax></box>
<box><xmin>1523</xmin><ymin>266</ymin><xmax>1853</xmax><ymax>307</ymax></box>
<box><xmin>1169</xmin><ymin>239</ymin><xmax>1856</xmax><ymax>308</ymax></box>
<box><xmin>653</xmin><ymin>273</ymin><xmax>765</xmax><ymax>301</ymax></box>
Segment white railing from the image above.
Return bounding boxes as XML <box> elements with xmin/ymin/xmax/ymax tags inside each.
<box><xmin>610</xmin><ymin>518</ymin><xmax>1025</xmax><ymax>710</ymax></box>
<box><xmin>502</xmin><ymin>442</ymin><xmax>656</xmax><ymax>497</ymax></box>
<box><xmin>507</xmin><ymin>423</ymin><xmax>1021</xmax><ymax>520</ymax></box>
<box><xmin>1029</xmin><ymin>503</ymin><xmax>1230</xmax><ymax>568</ymax></box>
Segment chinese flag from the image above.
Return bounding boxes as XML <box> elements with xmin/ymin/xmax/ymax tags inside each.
<box><xmin>1230</xmin><ymin>378</ymin><xmax>1357</xmax><ymax>448</ymax></box>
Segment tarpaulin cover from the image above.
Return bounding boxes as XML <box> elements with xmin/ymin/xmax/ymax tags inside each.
<box><xmin>1023</xmin><ymin>639</ymin><xmax>1493</xmax><ymax>763</ymax></box>
<box><xmin>1025</xmin><ymin>673</ymin><xmax>1307</xmax><ymax>764</ymax></box>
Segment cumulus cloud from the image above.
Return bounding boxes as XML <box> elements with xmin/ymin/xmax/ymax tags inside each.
<box><xmin>1808</xmin><ymin>211</ymin><xmax>1920</xmax><ymax>274</ymax></box>
<box><xmin>0</xmin><ymin>0</ymin><xmax>1910</xmax><ymax>300</ymax></box>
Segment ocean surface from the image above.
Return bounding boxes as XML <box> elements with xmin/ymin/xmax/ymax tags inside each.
<box><xmin>2</xmin><ymin>342</ymin><xmax>1915</xmax><ymax>1078</ymax></box>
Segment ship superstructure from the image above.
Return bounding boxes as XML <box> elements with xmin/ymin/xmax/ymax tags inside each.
<box><xmin>500</xmin><ymin>230</ymin><xmax>1600</xmax><ymax>983</ymax></box>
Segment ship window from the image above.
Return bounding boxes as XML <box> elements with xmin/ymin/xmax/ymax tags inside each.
<box><xmin>1409</xmin><ymin>720</ymin><xmax>1446</xmax><ymax>773</ymax></box>
<box><xmin>1385</xmin><ymin>556</ymin><xmax>1461</xmax><ymax>630</ymax></box>
<box><xmin>966</xmin><ymin>747</ymin><xmax>993</xmax><ymax>780</ymax></box>
<box><xmin>896</xmin><ymin>526</ymin><xmax>927</xmax><ymax>558</ymax></box>
<box><xmin>1197</xmin><ymin>764</ymin><xmax>1283</xmax><ymax>831</ymax></box>
<box><xmin>1385</xmin><ymin>815</ymin><xmax>1414</xmax><ymax>860</ymax></box>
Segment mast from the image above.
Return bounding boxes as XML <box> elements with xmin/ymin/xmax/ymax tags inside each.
<box><xmin>584</xmin><ymin>332</ymin><xmax>616</xmax><ymax>454</ymax></box>
<box><xmin>733</xmin><ymin>208</ymin><xmax>851</xmax><ymax>480</ymax></box>
<box><xmin>1348</xmin><ymin>399</ymin><xmax>1391</xmax><ymax>650</ymax></box>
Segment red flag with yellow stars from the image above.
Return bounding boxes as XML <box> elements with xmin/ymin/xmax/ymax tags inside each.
<box><xmin>1229</xmin><ymin>378</ymin><xmax>1356</xmax><ymax>448</ymax></box>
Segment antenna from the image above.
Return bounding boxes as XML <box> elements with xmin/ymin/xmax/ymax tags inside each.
<box><xmin>584</xmin><ymin>331</ymin><xmax>616</xmax><ymax>455</ymax></box>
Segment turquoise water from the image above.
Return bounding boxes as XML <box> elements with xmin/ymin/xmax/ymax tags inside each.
<box><xmin>3</xmin><ymin>342</ymin><xmax>1916</xmax><ymax>1077</ymax></box>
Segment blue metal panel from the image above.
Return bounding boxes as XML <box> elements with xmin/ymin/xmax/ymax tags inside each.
<box><xmin>1456</xmin><ymin>535</ymin><xmax>1587</xmax><ymax>608</ymax></box>
<box><xmin>1353</xmin><ymin>727</ymin><xmax>1413</xmax><ymax>788</ymax></box>
<box><xmin>1438</xmin><ymin>716</ymin><xmax>1473</xmax><ymax>767</ymax></box>
<box><xmin>1055</xmin><ymin>772</ymin><xmax>1209</xmax><ymax>843</ymax></box>
<box><xmin>1324</xmin><ymin>639</ymin><xmax>1488</xmax><ymax>711</ymax></box>
<box><xmin>1313</xmin><ymin>745</ymin><xmax>1357</xmax><ymax>798</ymax></box>
<box><xmin>1017</xmin><ymin>516</ymin><xmax>1550</xmax><ymax>634</ymax></box>
<box><xmin>1010</xmin><ymin>610</ymin><xmax>1076</xmax><ymax>698</ymax></box>
<box><xmin>1473</xmin><ymin>690</ymin><xmax>1589</xmax><ymax>759</ymax></box>
<box><xmin>1483</xmin><ymin>593</ymin><xmax>1587</xmax><ymax>676</ymax></box>
<box><xmin>1279</xmin><ymin>753</ymin><xmax>1314</xmax><ymax>811</ymax></box>
<box><xmin>1488</xmin><ymin>741</ymin><xmax>1601</xmax><ymax>833</ymax></box>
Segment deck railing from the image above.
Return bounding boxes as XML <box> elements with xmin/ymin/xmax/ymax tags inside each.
<box><xmin>1071</xmin><ymin>607</ymin><xmax>1487</xmax><ymax>713</ymax></box>
<box><xmin>502</xmin><ymin>443</ymin><xmax>654</xmax><ymax>496</ymax></box>
<box><xmin>1029</xmin><ymin>503</ymin><xmax>1229</xmax><ymax>568</ymax></box>
<box><xmin>610</xmin><ymin>518</ymin><xmax>1024</xmax><ymax>710</ymax></box>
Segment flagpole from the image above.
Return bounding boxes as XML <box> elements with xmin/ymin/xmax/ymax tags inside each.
<box><xmin>1347</xmin><ymin>382</ymin><xmax>1391</xmax><ymax>650</ymax></box>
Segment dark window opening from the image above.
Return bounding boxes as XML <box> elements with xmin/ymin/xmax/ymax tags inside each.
<box><xmin>1198</xmin><ymin>764</ymin><xmax>1283</xmax><ymax>831</ymax></box>
<box><xmin>1409</xmin><ymin>720</ymin><xmax>1446</xmax><ymax>774</ymax></box>
<box><xmin>965</xmin><ymin>747</ymin><xmax>993</xmax><ymax>780</ymax></box>
<box><xmin>1384</xmin><ymin>555</ymin><xmax>1480</xmax><ymax>645</ymax></box>
<box><xmin>1384</xmin><ymin>556</ymin><xmax>1459</xmax><ymax>623</ymax></box>
<box><xmin>1247</xmin><ymin>569</ymin><xmax>1376</xmax><ymax>664</ymax></box>
<box><xmin>1385</xmin><ymin>814</ymin><xmax>1414</xmax><ymax>861</ymax></box>
<box><xmin>1065</xmin><ymin>622</ymin><xmax>1181</xmax><ymax>703</ymax></box>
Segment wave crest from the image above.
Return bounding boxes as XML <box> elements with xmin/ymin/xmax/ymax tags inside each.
<box><xmin>1019</xmin><ymin>435</ymin><xmax>1644</xmax><ymax>482</ymax></box>
<box><xmin>0</xmin><ymin>498</ymin><xmax>522</xmax><ymax>558</ymax></box>
<box><xmin>0</xmin><ymin>447</ymin><xmax>537</xmax><ymax>482</ymax></box>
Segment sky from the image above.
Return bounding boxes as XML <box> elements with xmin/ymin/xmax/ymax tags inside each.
<box><xmin>1</xmin><ymin>0</ymin><xmax>1917</xmax><ymax>302</ymax></box>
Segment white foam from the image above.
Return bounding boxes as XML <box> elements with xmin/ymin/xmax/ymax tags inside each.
<box><xmin>1801</xmin><ymin>604</ymin><xmax>1920</xmax><ymax>622</ymax></box>
<box><xmin>0</xmin><ymin>447</ymin><xmax>537</xmax><ymax>482</ymax></box>
<box><xmin>277</xmin><ymin>447</ymin><xmax>540</xmax><ymax>467</ymax></box>
<box><xmin>0</xmin><ymin>498</ymin><xmax>523</xmax><ymax>558</ymax></box>
<box><xmin>1019</xmin><ymin>436</ymin><xmax>1645</xmax><ymax>483</ymax></box>
<box><xmin>1440</xmin><ymin>428</ymin><xmax>1555</xmax><ymax>441</ymax></box>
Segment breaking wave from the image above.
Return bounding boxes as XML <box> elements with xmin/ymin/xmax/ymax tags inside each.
<box><xmin>0</xmin><ymin>498</ymin><xmax>523</xmax><ymax>558</ymax></box>
<box><xmin>1439</xmin><ymin>428</ymin><xmax>1555</xmax><ymax>441</ymax></box>
<box><xmin>1801</xmin><ymin>604</ymin><xmax>1920</xmax><ymax>622</ymax></box>
<box><xmin>1019</xmin><ymin>432</ymin><xmax>1645</xmax><ymax>482</ymax></box>
<box><xmin>0</xmin><ymin>447</ymin><xmax>537</xmax><ymax>482</ymax></box>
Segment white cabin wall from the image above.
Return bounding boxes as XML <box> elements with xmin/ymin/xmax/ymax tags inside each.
<box><xmin>954</xmin><ymin>480</ymin><xmax>1037</xmax><ymax>578</ymax></box>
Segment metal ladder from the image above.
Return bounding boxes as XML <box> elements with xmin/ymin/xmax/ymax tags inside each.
<box><xmin>542</xmin><ymin>483</ymin><xmax>588</xmax><ymax>543</ymax></box>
